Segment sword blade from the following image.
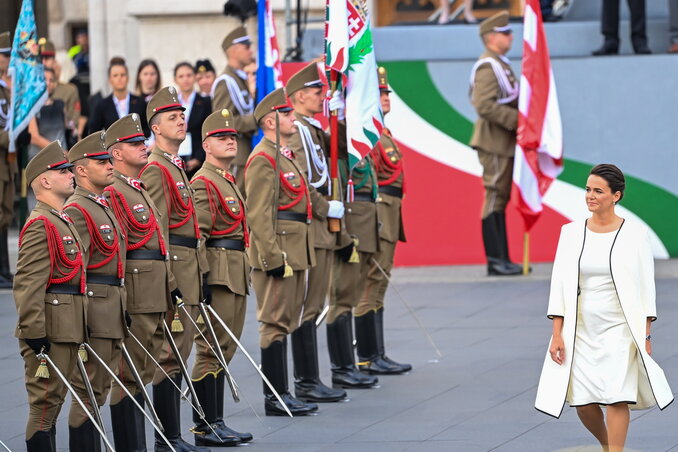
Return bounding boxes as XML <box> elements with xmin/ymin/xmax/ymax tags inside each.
<box><xmin>315</xmin><ymin>305</ymin><xmax>329</xmax><ymax>327</ymax></box>
<box><xmin>82</xmin><ymin>343</ymin><xmax>176</xmax><ymax>452</ymax></box>
<box><xmin>0</xmin><ymin>439</ymin><xmax>12</xmax><ymax>451</ymax></box>
<box><xmin>206</xmin><ymin>304</ymin><xmax>293</xmax><ymax>417</ymax></box>
<box><xmin>120</xmin><ymin>342</ymin><xmax>163</xmax><ymax>431</ymax></box>
<box><xmin>370</xmin><ymin>257</ymin><xmax>443</xmax><ymax>358</ymax></box>
<box><xmin>41</xmin><ymin>353</ymin><xmax>117</xmax><ymax>452</ymax></box>
<box><xmin>75</xmin><ymin>354</ymin><xmax>110</xmax><ymax>451</ymax></box>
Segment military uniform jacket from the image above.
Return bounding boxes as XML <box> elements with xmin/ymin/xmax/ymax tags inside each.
<box><xmin>469</xmin><ymin>50</ymin><xmax>519</xmax><ymax>156</ymax></box>
<box><xmin>340</xmin><ymin>155</ymin><xmax>380</xmax><ymax>254</ymax></box>
<box><xmin>245</xmin><ymin>137</ymin><xmax>315</xmax><ymax>271</ymax></box>
<box><xmin>53</xmin><ymin>82</ymin><xmax>81</xmax><ymax>127</ymax></box>
<box><xmin>0</xmin><ymin>80</ymin><xmax>16</xmax><ymax>183</ymax></box>
<box><xmin>140</xmin><ymin>147</ymin><xmax>208</xmax><ymax>305</ymax></box>
<box><xmin>287</xmin><ymin>113</ymin><xmax>334</xmax><ymax>250</ymax></box>
<box><xmin>65</xmin><ymin>187</ymin><xmax>126</xmax><ymax>339</ymax></box>
<box><xmin>211</xmin><ymin>66</ymin><xmax>258</xmax><ymax>167</ymax></box>
<box><xmin>14</xmin><ymin>201</ymin><xmax>88</xmax><ymax>343</ymax></box>
<box><xmin>192</xmin><ymin>162</ymin><xmax>250</xmax><ymax>296</ymax></box>
<box><xmin>373</xmin><ymin>131</ymin><xmax>406</xmax><ymax>243</ymax></box>
<box><xmin>105</xmin><ymin>170</ymin><xmax>175</xmax><ymax>314</ymax></box>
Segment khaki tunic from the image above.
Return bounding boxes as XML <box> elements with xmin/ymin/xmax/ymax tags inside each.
<box><xmin>53</xmin><ymin>82</ymin><xmax>81</xmax><ymax>127</ymax></box>
<box><xmin>0</xmin><ymin>81</ymin><xmax>16</xmax><ymax>229</ymax></box>
<box><xmin>14</xmin><ymin>201</ymin><xmax>88</xmax><ymax>438</ymax></box>
<box><xmin>245</xmin><ymin>137</ymin><xmax>314</xmax><ymax>347</ymax></box>
<box><xmin>469</xmin><ymin>50</ymin><xmax>519</xmax><ymax>217</ymax></box>
<box><xmin>191</xmin><ymin>162</ymin><xmax>250</xmax><ymax>376</ymax></box>
<box><xmin>211</xmin><ymin>66</ymin><xmax>258</xmax><ymax>188</ymax></box>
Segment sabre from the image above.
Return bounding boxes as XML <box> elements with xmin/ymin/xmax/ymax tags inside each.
<box><xmin>120</xmin><ymin>342</ymin><xmax>163</xmax><ymax>431</ymax></box>
<box><xmin>40</xmin><ymin>353</ymin><xmax>116</xmax><ymax>452</ymax></box>
<box><xmin>75</xmin><ymin>354</ymin><xmax>110</xmax><ymax>452</ymax></box>
<box><xmin>371</xmin><ymin>257</ymin><xmax>443</xmax><ymax>358</ymax></box>
<box><xmin>0</xmin><ymin>439</ymin><xmax>12</xmax><ymax>451</ymax></box>
<box><xmin>315</xmin><ymin>305</ymin><xmax>329</xmax><ymax>327</ymax></box>
<box><xmin>206</xmin><ymin>304</ymin><xmax>293</xmax><ymax>417</ymax></box>
<box><xmin>82</xmin><ymin>343</ymin><xmax>176</xmax><ymax>452</ymax></box>
<box><xmin>182</xmin><ymin>303</ymin><xmax>239</xmax><ymax>402</ymax></box>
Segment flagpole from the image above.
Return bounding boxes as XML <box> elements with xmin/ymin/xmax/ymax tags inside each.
<box><xmin>328</xmin><ymin>69</ymin><xmax>341</xmax><ymax>232</ymax></box>
<box><xmin>522</xmin><ymin>231</ymin><xmax>530</xmax><ymax>276</ymax></box>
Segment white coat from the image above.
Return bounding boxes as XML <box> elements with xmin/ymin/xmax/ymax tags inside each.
<box><xmin>535</xmin><ymin>219</ymin><xmax>673</xmax><ymax>418</ymax></box>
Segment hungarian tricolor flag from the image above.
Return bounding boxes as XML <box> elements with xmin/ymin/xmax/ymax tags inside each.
<box><xmin>513</xmin><ymin>0</ymin><xmax>564</xmax><ymax>230</ymax></box>
<box><xmin>325</xmin><ymin>0</ymin><xmax>384</xmax><ymax>168</ymax></box>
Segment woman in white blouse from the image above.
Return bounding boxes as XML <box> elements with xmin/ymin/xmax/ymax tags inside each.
<box><xmin>535</xmin><ymin>164</ymin><xmax>673</xmax><ymax>452</ymax></box>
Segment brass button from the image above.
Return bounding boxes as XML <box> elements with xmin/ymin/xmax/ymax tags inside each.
<box><xmin>88</xmin><ymin>291</ymin><xmax>94</xmax><ymax>296</ymax></box>
<box><xmin>52</xmin><ymin>299</ymin><xmax>59</xmax><ymax>305</ymax></box>
<box><xmin>173</xmin><ymin>255</ymin><xmax>178</xmax><ymax>261</ymax></box>
<box><xmin>133</xmin><ymin>268</ymin><xmax>139</xmax><ymax>274</ymax></box>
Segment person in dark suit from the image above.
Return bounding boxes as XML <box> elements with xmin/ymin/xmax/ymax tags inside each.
<box><xmin>174</xmin><ymin>62</ymin><xmax>211</xmax><ymax>178</ymax></box>
<box><xmin>88</xmin><ymin>57</ymin><xmax>148</xmax><ymax>135</ymax></box>
<box><xmin>592</xmin><ymin>0</ymin><xmax>651</xmax><ymax>55</ymax></box>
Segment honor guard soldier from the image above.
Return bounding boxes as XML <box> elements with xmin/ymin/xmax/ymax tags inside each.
<box><xmin>104</xmin><ymin>114</ymin><xmax>177</xmax><ymax>452</ymax></box>
<box><xmin>65</xmin><ymin>131</ymin><xmax>127</xmax><ymax>450</ymax></box>
<box><xmin>188</xmin><ymin>109</ymin><xmax>253</xmax><ymax>446</ymax></box>
<box><xmin>14</xmin><ymin>141</ymin><xmax>86</xmax><ymax>451</ymax></box>
<box><xmin>357</xmin><ymin>67</ymin><xmax>411</xmax><ymax>375</ymax></box>
<box><xmin>470</xmin><ymin>11</ymin><xmax>523</xmax><ymax>276</ymax></box>
<box><xmin>286</xmin><ymin>63</ymin><xmax>348</xmax><ymax>403</ymax></box>
<box><xmin>326</xmin><ymin>148</ymin><xmax>380</xmax><ymax>389</ymax></box>
<box><xmin>245</xmin><ymin>88</ymin><xmax>318</xmax><ymax>416</ymax></box>
<box><xmin>0</xmin><ymin>31</ymin><xmax>16</xmax><ymax>288</ymax></box>
<box><xmin>139</xmin><ymin>87</ymin><xmax>210</xmax><ymax>452</ymax></box>
<box><xmin>212</xmin><ymin>27</ymin><xmax>257</xmax><ymax>190</ymax></box>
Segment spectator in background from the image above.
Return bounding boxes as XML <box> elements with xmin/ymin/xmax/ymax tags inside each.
<box><xmin>68</xmin><ymin>30</ymin><xmax>90</xmax><ymax>138</ymax></box>
<box><xmin>135</xmin><ymin>58</ymin><xmax>162</xmax><ymax>102</ymax></box>
<box><xmin>174</xmin><ymin>61</ymin><xmax>211</xmax><ymax>177</ymax></box>
<box><xmin>438</xmin><ymin>0</ymin><xmax>476</xmax><ymax>24</ymax></box>
<box><xmin>593</xmin><ymin>0</ymin><xmax>651</xmax><ymax>55</ymax></box>
<box><xmin>27</xmin><ymin>67</ymin><xmax>67</xmax><ymax>210</ymax></box>
<box><xmin>194</xmin><ymin>59</ymin><xmax>216</xmax><ymax>97</ymax></box>
<box><xmin>669</xmin><ymin>0</ymin><xmax>678</xmax><ymax>53</ymax></box>
<box><xmin>88</xmin><ymin>57</ymin><xmax>148</xmax><ymax>135</ymax></box>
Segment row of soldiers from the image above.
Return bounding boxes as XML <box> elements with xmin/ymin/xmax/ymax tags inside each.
<box><xmin>13</xmin><ymin>27</ymin><xmax>410</xmax><ymax>452</ymax></box>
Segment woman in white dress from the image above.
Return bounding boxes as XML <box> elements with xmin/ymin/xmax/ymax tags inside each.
<box><xmin>535</xmin><ymin>164</ymin><xmax>673</xmax><ymax>452</ymax></box>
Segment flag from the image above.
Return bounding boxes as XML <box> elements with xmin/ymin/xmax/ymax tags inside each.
<box><xmin>325</xmin><ymin>0</ymin><xmax>383</xmax><ymax>168</ymax></box>
<box><xmin>513</xmin><ymin>0</ymin><xmax>564</xmax><ymax>230</ymax></box>
<box><xmin>253</xmin><ymin>0</ymin><xmax>283</xmax><ymax>146</ymax></box>
<box><xmin>8</xmin><ymin>0</ymin><xmax>47</xmax><ymax>153</ymax></box>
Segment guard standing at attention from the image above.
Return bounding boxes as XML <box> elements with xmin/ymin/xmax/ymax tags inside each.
<box><xmin>244</xmin><ymin>87</ymin><xmax>318</xmax><ymax>416</ymax></box>
<box><xmin>286</xmin><ymin>62</ymin><xmax>348</xmax><ymax>403</ymax></box>
<box><xmin>139</xmin><ymin>86</ymin><xmax>210</xmax><ymax>452</ymax></box>
<box><xmin>469</xmin><ymin>11</ymin><xmax>523</xmax><ymax>276</ymax></box>
<box><xmin>357</xmin><ymin>67</ymin><xmax>412</xmax><ymax>375</ymax></box>
<box><xmin>188</xmin><ymin>109</ymin><xmax>252</xmax><ymax>447</ymax></box>
<box><xmin>14</xmin><ymin>141</ymin><xmax>86</xmax><ymax>451</ymax></box>
<box><xmin>65</xmin><ymin>131</ymin><xmax>127</xmax><ymax>450</ymax></box>
<box><xmin>104</xmin><ymin>113</ymin><xmax>176</xmax><ymax>452</ymax></box>
<box><xmin>211</xmin><ymin>27</ymin><xmax>257</xmax><ymax>190</ymax></box>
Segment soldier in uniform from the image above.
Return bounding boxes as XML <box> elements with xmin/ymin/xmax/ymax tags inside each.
<box><xmin>211</xmin><ymin>27</ymin><xmax>257</xmax><ymax>191</ymax></box>
<box><xmin>188</xmin><ymin>109</ymin><xmax>253</xmax><ymax>446</ymax></box>
<box><xmin>286</xmin><ymin>62</ymin><xmax>348</xmax><ymax>403</ymax></box>
<box><xmin>65</xmin><ymin>131</ymin><xmax>127</xmax><ymax>450</ymax></box>
<box><xmin>38</xmin><ymin>38</ymin><xmax>82</xmax><ymax>144</ymax></box>
<box><xmin>104</xmin><ymin>114</ymin><xmax>178</xmax><ymax>452</ymax></box>
<box><xmin>14</xmin><ymin>141</ymin><xmax>85</xmax><ymax>451</ymax></box>
<box><xmin>245</xmin><ymin>87</ymin><xmax>318</xmax><ymax>416</ymax></box>
<box><xmin>356</xmin><ymin>67</ymin><xmax>412</xmax><ymax>375</ymax></box>
<box><xmin>470</xmin><ymin>11</ymin><xmax>522</xmax><ymax>276</ymax></box>
<box><xmin>139</xmin><ymin>87</ymin><xmax>210</xmax><ymax>452</ymax></box>
<box><xmin>0</xmin><ymin>31</ymin><xmax>16</xmax><ymax>288</ymax></box>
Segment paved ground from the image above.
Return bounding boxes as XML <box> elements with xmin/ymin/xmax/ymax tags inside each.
<box><xmin>1</xmin><ymin>238</ymin><xmax>677</xmax><ymax>451</ymax></box>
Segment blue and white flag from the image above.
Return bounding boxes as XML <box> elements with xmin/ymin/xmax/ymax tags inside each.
<box><xmin>8</xmin><ymin>0</ymin><xmax>47</xmax><ymax>152</ymax></box>
<box><xmin>253</xmin><ymin>0</ymin><xmax>283</xmax><ymax>146</ymax></box>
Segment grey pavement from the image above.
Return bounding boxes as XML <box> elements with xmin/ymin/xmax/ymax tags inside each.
<box><xmin>1</xmin><ymin>231</ymin><xmax>677</xmax><ymax>451</ymax></box>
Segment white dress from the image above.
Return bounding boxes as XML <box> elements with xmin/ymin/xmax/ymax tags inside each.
<box><xmin>567</xmin><ymin>228</ymin><xmax>639</xmax><ymax>406</ymax></box>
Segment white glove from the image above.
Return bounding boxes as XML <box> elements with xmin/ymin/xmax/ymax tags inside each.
<box><xmin>327</xmin><ymin>200</ymin><xmax>345</xmax><ymax>219</ymax></box>
<box><xmin>328</xmin><ymin>90</ymin><xmax>345</xmax><ymax>121</ymax></box>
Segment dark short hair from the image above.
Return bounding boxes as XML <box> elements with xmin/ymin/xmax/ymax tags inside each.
<box><xmin>173</xmin><ymin>61</ymin><xmax>195</xmax><ymax>77</ymax></box>
<box><xmin>590</xmin><ymin>164</ymin><xmax>625</xmax><ymax>201</ymax></box>
<box><xmin>108</xmin><ymin>56</ymin><xmax>128</xmax><ymax>76</ymax></box>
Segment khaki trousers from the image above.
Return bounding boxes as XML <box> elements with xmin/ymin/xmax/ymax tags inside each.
<box><xmin>69</xmin><ymin>337</ymin><xmax>122</xmax><ymax>427</ymax></box>
<box><xmin>110</xmin><ymin>312</ymin><xmax>164</xmax><ymax>405</ymax></box>
<box><xmin>153</xmin><ymin>304</ymin><xmax>200</xmax><ymax>384</ymax></box>
<box><xmin>328</xmin><ymin>251</ymin><xmax>372</xmax><ymax>323</ymax></box>
<box><xmin>302</xmin><ymin>247</ymin><xmax>333</xmax><ymax>323</ymax></box>
<box><xmin>359</xmin><ymin>239</ymin><xmax>396</xmax><ymax>313</ymax></box>
<box><xmin>477</xmin><ymin>150</ymin><xmax>514</xmax><ymax>218</ymax></box>
<box><xmin>20</xmin><ymin>341</ymin><xmax>78</xmax><ymax>439</ymax></box>
<box><xmin>192</xmin><ymin>286</ymin><xmax>247</xmax><ymax>379</ymax></box>
<box><xmin>252</xmin><ymin>269</ymin><xmax>306</xmax><ymax>348</ymax></box>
